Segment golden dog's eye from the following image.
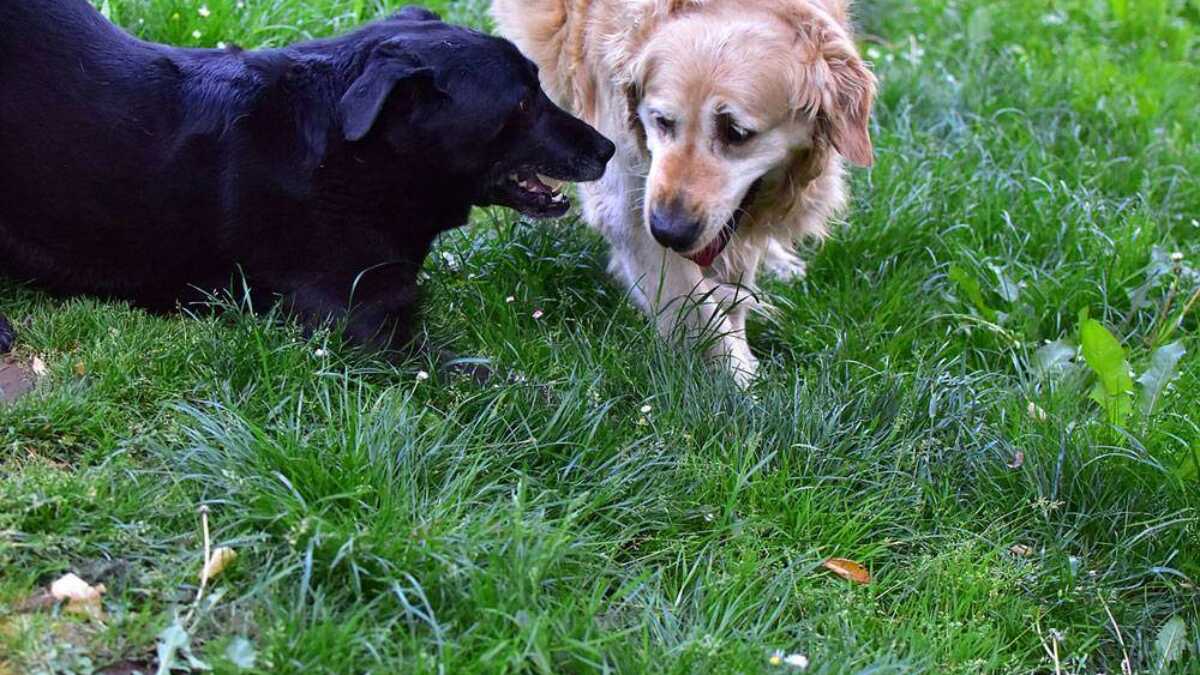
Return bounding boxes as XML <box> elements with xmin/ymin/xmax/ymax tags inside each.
<box><xmin>653</xmin><ymin>114</ymin><xmax>677</xmax><ymax>136</ymax></box>
<box><xmin>719</xmin><ymin>114</ymin><xmax>756</xmax><ymax>146</ymax></box>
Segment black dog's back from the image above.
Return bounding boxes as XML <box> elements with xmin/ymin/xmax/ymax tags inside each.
<box><xmin>0</xmin><ymin>1</ymin><xmax>235</xmax><ymax>304</ymax></box>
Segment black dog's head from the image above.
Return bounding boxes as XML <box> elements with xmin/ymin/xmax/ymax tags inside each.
<box><xmin>338</xmin><ymin>9</ymin><xmax>616</xmax><ymax>219</ymax></box>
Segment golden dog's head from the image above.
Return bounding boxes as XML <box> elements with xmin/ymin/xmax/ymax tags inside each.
<box><xmin>610</xmin><ymin>0</ymin><xmax>876</xmax><ymax>266</ymax></box>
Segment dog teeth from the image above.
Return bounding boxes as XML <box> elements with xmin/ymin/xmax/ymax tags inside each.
<box><xmin>550</xmin><ymin>193</ymin><xmax>566</xmax><ymax>203</ymax></box>
<box><xmin>537</xmin><ymin>175</ymin><xmax>565</xmax><ymax>191</ymax></box>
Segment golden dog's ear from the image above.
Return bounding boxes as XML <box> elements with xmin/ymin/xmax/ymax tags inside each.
<box><xmin>819</xmin><ymin>49</ymin><xmax>876</xmax><ymax>167</ymax></box>
<box><xmin>625</xmin><ymin>85</ymin><xmax>649</xmax><ymax>152</ymax></box>
<box><xmin>784</xmin><ymin>3</ymin><xmax>877</xmax><ymax>168</ymax></box>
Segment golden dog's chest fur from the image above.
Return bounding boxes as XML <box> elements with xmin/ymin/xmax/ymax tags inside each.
<box><xmin>493</xmin><ymin>0</ymin><xmax>876</xmax><ymax>386</ymax></box>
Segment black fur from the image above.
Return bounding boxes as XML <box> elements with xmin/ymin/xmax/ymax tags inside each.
<box><xmin>0</xmin><ymin>315</ymin><xmax>13</xmax><ymax>355</ymax></box>
<box><xmin>0</xmin><ymin>2</ymin><xmax>614</xmax><ymax>354</ymax></box>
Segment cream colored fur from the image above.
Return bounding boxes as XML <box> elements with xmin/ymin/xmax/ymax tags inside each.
<box><xmin>492</xmin><ymin>0</ymin><xmax>876</xmax><ymax>386</ymax></box>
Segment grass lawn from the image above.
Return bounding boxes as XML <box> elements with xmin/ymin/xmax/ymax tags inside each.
<box><xmin>2</xmin><ymin>0</ymin><xmax>1199</xmax><ymax>672</ymax></box>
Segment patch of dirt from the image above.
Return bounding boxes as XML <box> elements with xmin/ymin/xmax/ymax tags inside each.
<box><xmin>97</xmin><ymin>659</ymin><xmax>155</xmax><ymax>675</ymax></box>
<box><xmin>0</xmin><ymin>358</ymin><xmax>35</xmax><ymax>404</ymax></box>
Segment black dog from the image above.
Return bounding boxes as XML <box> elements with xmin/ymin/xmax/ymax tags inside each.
<box><xmin>0</xmin><ymin>3</ymin><xmax>614</xmax><ymax>356</ymax></box>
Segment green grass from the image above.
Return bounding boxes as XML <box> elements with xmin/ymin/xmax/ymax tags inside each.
<box><xmin>2</xmin><ymin>0</ymin><xmax>1198</xmax><ymax>672</ymax></box>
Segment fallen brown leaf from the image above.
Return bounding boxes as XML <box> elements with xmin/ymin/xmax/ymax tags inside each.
<box><xmin>49</xmin><ymin>573</ymin><xmax>106</xmax><ymax>620</ymax></box>
<box><xmin>30</xmin><ymin>356</ymin><xmax>48</xmax><ymax>378</ymax></box>
<box><xmin>73</xmin><ymin>361</ymin><xmax>86</xmax><ymax>377</ymax></box>
<box><xmin>201</xmin><ymin>547</ymin><xmax>237</xmax><ymax>582</ymax></box>
<box><xmin>1009</xmin><ymin>544</ymin><xmax>1033</xmax><ymax>557</ymax></box>
<box><xmin>822</xmin><ymin>558</ymin><xmax>870</xmax><ymax>584</ymax></box>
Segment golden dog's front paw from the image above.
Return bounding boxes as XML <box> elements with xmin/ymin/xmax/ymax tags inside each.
<box><xmin>711</xmin><ymin>337</ymin><xmax>758</xmax><ymax>389</ymax></box>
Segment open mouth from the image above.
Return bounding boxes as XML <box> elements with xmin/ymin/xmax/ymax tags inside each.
<box><xmin>685</xmin><ymin>179</ymin><xmax>764</xmax><ymax>268</ymax></box>
<box><xmin>490</xmin><ymin>168</ymin><xmax>571</xmax><ymax>219</ymax></box>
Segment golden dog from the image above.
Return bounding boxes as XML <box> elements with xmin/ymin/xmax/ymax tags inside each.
<box><xmin>492</xmin><ymin>0</ymin><xmax>876</xmax><ymax>385</ymax></box>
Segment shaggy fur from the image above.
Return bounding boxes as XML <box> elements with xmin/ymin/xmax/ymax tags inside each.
<box><xmin>0</xmin><ymin>2</ymin><xmax>613</xmax><ymax>357</ymax></box>
<box><xmin>492</xmin><ymin>0</ymin><xmax>876</xmax><ymax>385</ymax></box>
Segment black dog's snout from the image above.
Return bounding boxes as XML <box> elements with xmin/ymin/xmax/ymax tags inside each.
<box><xmin>649</xmin><ymin>202</ymin><xmax>702</xmax><ymax>252</ymax></box>
<box><xmin>539</xmin><ymin>104</ymin><xmax>614</xmax><ymax>181</ymax></box>
<box><xmin>594</xmin><ymin>136</ymin><xmax>616</xmax><ymax>166</ymax></box>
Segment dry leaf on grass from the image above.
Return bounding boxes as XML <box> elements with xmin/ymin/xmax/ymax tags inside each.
<box><xmin>30</xmin><ymin>356</ymin><xmax>49</xmax><ymax>378</ymax></box>
<box><xmin>1009</xmin><ymin>544</ymin><xmax>1033</xmax><ymax>557</ymax></box>
<box><xmin>201</xmin><ymin>547</ymin><xmax>237</xmax><ymax>581</ymax></box>
<box><xmin>73</xmin><ymin>361</ymin><xmax>86</xmax><ymax>377</ymax></box>
<box><xmin>821</xmin><ymin>558</ymin><xmax>870</xmax><ymax>584</ymax></box>
<box><xmin>50</xmin><ymin>573</ymin><xmax>106</xmax><ymax>620</ymax></box>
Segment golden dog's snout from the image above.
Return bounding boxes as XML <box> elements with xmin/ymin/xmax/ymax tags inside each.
<box><xmin>648</xmin><ymin>199</ymin><xmax>704</xmax><ymax>252</ymax></box>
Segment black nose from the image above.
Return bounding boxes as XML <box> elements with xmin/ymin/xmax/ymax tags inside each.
<box><xmin>649</xmin><ymin>202</ymin><xmax>702</xmax><ymax>251</ymax></box>
<box><xmin>595</xmin><ymin>136</ymin><xmax>616</xmax><ymax>164</ymax></box>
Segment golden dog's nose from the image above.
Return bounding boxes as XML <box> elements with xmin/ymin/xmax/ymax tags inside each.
<box><xmin>649</xmin><ymin>200</ymin><xmax>702</xmax><ymax>252</ymax></box>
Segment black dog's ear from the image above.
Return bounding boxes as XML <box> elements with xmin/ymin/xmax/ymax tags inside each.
<box><xmin>339</xmin><ymin>48</ymin><xmax>441</xmax><ymax>142</ymax></box>
<box><xmin>391</xmin><ymin>6</ymin><xmax>441</xmax><ymax>22</ymax></box>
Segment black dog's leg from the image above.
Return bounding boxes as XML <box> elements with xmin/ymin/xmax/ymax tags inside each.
<box><xmin>285</xmin><ymin>263</ymin><xmax>421</xmax><ymax>356</ymax></box>
<box><xmin>0</xmin><ymin>315</ymin><xmax>14</xmax><ymax>355</ymax></box>
<box><xmin>285</xmin><ymin>264</ymin><xmax>493</xmax><ymax>382</ymax></box>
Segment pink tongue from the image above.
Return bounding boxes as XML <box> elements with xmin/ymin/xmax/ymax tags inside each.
<box><xmin>686</xmin><ymin>235</ymin><xmax>726</xmax><ymax>268</ymax></box>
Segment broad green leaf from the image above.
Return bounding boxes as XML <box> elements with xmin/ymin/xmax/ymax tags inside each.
<box><xmin>988</xmin><ymin>264</ymin><xmax>1021</xmax><ymax>303</ymax></box>
<box><xmin>967</xmin><ymin>6</ymin><xmax>994</xmax><ymax>44</ymax></box>
<box><xmin>225</xmin><ymin>637</ymin><xmax>257</xmax><ymax>670</ymax></box>
<box><xmin>1079</xmin><ymin>319</ymin><xmax>1134</xmax><ymax>424</ymax></box>
<box><xmin>1154</xmin><ymin>615</ymin><xmax>1188</xmax><ymax>668</ymax></box>
<box><xmin>1034</xmin><ymin>340</ymin><xmax>1076</xmax><ymax>376</ymax></box>
<box><xmin>1176</xmin><ymin>450</ymin><xmax>1199</xmax><ymax>482</ymax></box>
<box><xmin>1090</xmin><ymin>381</ymin><xmax>1133</xmax><ymax>422</ymax></box>
<box><xmin>1137</xmin><ymin>342</ymin><xmax>1186</xmax><ymax>414</ymax></box>
<box><xmin>1130</xmin><ymin>246</ymin><xmax>1185</xmax><ymax>310</ymax></box>
<box><xmin>949</xmin><ymin>265</ymin><xmax>997</xmax><ymax>322</ymax></box>
<box><xmin>156</xmin><ymin>621</ymin><xmax>211</xmax><ymax>675</ymax></box>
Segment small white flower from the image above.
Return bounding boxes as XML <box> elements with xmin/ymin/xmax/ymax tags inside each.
<box><xmin>783</xmin><ymin>654</ymin><xmax>809</xmax><ymax>669</ymax></box>
<box><xmin>769</xmin><ymin>651</ymin><xmax>809</xmax><ymax>669</ymax></box>
<box><xmin>532</xmin><ymin>309</ymin><xmax>544</xmax><ymax>320</ymax></box>
<box><xmin>639</xmin><ymin>404</ymin><xmax>652</xmax><ymax>414</ymax></box>
<box><xmin>198</xmin><ymin>5</ymin><xmax>211</xmax><ymax>18</ymax></box>
<box><xmin>314</xmin><ymin>348</ymin><xmax>328</xmax><ymax>358</ymax></box>
<box><xmin>216</xmin><ymin>41</ymin><xmax>227</xmax><ymax>49</ymax></box>
<box><xmin>1026</xmin><ymin>401</ymin><xmax>1048</xmax><ymax>422</ymax></box>
<box><xmin>192</xmin><ymin>30</ymin><xmax>202</xmax><ymax>39</ymax></box>
<box><xmin>505</xmin><ymin>296</ymin><xmax>516</xmax><ymax>304</ymax></box>
<box><xmin>236</xmin><ymin>0</ymin><xmax>245</xmax><ymax>8</ymax></box>
<box><xmin>1171</xmin><ymin>251</ymin><xmax>1184</xmax><ymax>263</ymax></box>
<box><xmin>416</xmin><ymin>370</ymin><xmax>430</xmax><ymax>382</ymax></box>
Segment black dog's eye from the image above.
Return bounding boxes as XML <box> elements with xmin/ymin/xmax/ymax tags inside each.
<box><xmin>719</xmin><ymin>114</ymin><xmax>757</xmax><ymax>146</ymax></box>
<box><xmin>518</xmin><ymin>96</ymin><xmax>531</xmax><ymax>115</ymax></box>
<box><xmin>653</xmin><ymin>113</ymin><xmax>677</xmax><ymax>137</ymax></box>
